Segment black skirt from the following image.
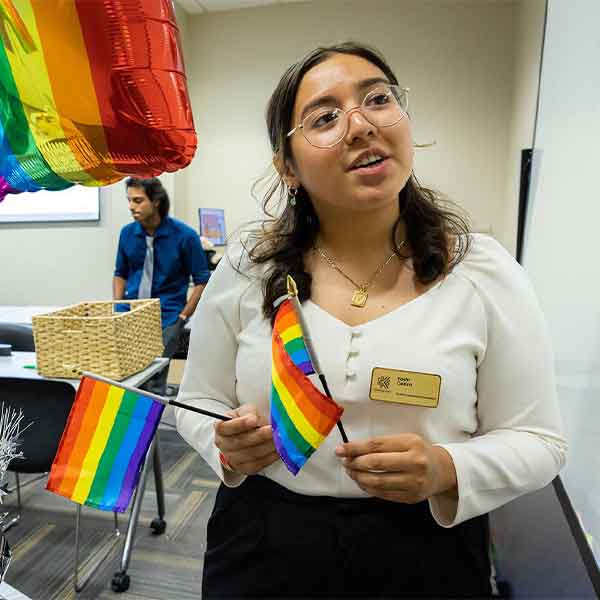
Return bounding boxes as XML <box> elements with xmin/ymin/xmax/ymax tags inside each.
<box><xmin>202</xmin><ymin>475</ymin><xmax>492</xmax><ymax>599</ymax></box>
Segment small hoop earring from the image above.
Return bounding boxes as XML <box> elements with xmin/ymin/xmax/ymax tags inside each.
<box><xmin>288</xmin><ymin>186</ymin><xmax>298</xmax><ymax>207</ymax></box>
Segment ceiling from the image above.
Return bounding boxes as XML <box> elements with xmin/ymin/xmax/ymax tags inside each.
<box><xmin>175</xmin><ymin>0</ymin><xmax>514</xmax><ymax>14</ymax></box>
<box><xmin>175</xmin><ymin>0</ymin><xmax>310</xmax><ymax>14</ymax></box>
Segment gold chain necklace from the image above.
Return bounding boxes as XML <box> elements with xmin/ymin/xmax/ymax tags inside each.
<box><xmin>314</xmin><ymin>241</ymin><xmax>406</xmax><ymax>308</ymax></box>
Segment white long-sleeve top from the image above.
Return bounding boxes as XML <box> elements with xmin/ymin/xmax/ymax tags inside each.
<box><xmin>175</xmin><ymin>234</ymin><xmax>567</xmax><ymax>527</ymax></box>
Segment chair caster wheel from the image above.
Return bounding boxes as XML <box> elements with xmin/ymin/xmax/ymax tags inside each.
<box><xmin>111</xmin><ymin>571</ymin><xmax>130</xmax><ymax>593</ymax></box>
<box><xmin>150</xmin><ymin>517</ymin><xmax>166</xmax><ymax>535</ymax></box>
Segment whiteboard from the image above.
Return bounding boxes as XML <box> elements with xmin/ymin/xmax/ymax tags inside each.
<box><xmin>0</xmin><ymin>186</ymin><xmax>100</xmax><ymax>223</ymax></box>
<box><xmin>523</xmin><ymin>0</ymin><xmax>600</xmax><ymax>570</ymax></box>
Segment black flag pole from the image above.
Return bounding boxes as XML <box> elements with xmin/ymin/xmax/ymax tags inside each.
<box><xmin>82</xmin><ymin>372</ymin><xmax>231</xmax><ymax>421</ymax></box>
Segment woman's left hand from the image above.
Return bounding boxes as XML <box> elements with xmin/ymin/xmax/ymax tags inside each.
<box><xmin>336</xmin><ymin>434</ymin><xmax>458</xmax><ymax>504</ymax></box>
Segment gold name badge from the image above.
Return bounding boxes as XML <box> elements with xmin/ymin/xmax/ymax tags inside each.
<box><xmin>370</xmin><ymin>368</ymin><xmax>441</xmax><ymax>408</ymax></box>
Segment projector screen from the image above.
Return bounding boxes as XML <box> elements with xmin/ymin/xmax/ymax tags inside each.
<box><xmin>523</xmin><ymin>0</ymin><xmax>600</xmax><ymax>574</ymax></box>
<box><xmin>0</xmin><ymin>186</ymin><xmax>100</xmax><ymax>223</ymax></box>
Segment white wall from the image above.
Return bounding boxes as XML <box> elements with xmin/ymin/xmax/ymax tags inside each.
<box><xmin>0</xmin><ymin>183</ymin><xmax>129</xmax><ymax>305</ymax></box>
<box><xmin>0</xmin><ymin>173</ymin><xmax>181</xmax><ymax>306</ymax></box>
<box><xmin>523</xmin><ymin>0</ymin><xmax>600</xmax><ymax>365</ymax></box>
<box><xmin>1</xmin><ymin>0</ymin><xmax>548</xmax><ymax>306</ymax></box>
<box><xmin>521</xmin><ymin>0</ymin><xmax>600</xmax><ymax>564</ymax></box>
<box><xmin>183</xmin><ymin>0</ymin><xmax>518</xmax><ymax>241</ymax></box>
<box><xmin>0</xmin><ymin>6</ymin><xmax>190</xmax><ymax>306</ymax></box>
<box><xmin>174</xmin><ymin>2</ymin><xmax>191</xmax><ymax>218</ymax></box>
<box><xmin>501</xmin><ymin>0</ymin><xmax>546</xmax><ymax>253</ymax></box>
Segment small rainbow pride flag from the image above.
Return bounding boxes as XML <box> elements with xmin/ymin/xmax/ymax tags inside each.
<box><xmin>47</xmin><ymin>376</ymin><xmax>164</xmax><ymax>512</ymax></box>
<box><xmin>271</xmin><ymin>299</ymin><xmax>344</xmax><ymax>475</ymax></box>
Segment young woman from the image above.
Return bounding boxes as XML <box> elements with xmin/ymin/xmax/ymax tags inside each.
<box><xmin>175</xmin><ymin>42</ymin><xmax>567</xmax><ymax>598</ymax></box>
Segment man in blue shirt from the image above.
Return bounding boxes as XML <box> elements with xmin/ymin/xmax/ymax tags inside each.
<box><xmin>113</xmin><ymin>177</ymin><xmax>210</xmax><ymax>393</ymax></box>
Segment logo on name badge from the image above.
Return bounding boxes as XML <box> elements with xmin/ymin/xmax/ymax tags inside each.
<box><xmin>370</xmin><ymin>368</ymin><xmax>441</xmax><ymax>408</ymax></box>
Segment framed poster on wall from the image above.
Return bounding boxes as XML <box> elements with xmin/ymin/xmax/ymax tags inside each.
<box><xmin>198</xmin><ymin>207</ymin><xmax>226</xmax><ymax>246</ymax></box>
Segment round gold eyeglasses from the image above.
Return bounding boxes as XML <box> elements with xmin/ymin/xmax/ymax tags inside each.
<box><xmin>287</xmin><ymin>85</ymin><xmax>409</xmax><ymax>149</ymax></box>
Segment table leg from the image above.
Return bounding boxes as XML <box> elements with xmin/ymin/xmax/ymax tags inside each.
<box><xmin>111</xmin><ymin>434</ymin><xmax>167</xmax><ymax>593</ymax></box>
<box><xmin>118</xmin><ymin>437</ymin><xmax>154</xmax><ymax>574</ymax></box>
<box><xmin>150</xmin><ymin>433</ymin><xmax>166</xmax><ymax>534</ymax></box>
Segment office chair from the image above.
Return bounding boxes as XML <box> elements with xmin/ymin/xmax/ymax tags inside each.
<box><xmin>0</xmin><ymin>325</ymin><xmax>48</xmax><ymax>524</ymax></box>
<box><xmin>0</xmin><ymin>323</ymin><xmax>35</xmax><ymax>352</ymax></box>
<box><xmin>0</xmin><ymin>377</ymin><xmax>74</xmax><ymax>532</ymax></box>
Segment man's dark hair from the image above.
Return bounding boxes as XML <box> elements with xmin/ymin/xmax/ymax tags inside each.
<box><xmin>125</xmin><ymin>177</ymin><xmax>170</xmax><ymax>218</ymax></box>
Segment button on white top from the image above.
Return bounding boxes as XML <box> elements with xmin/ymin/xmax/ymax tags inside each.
<box><xmin>351</xmin><ymin>329</ymin><xmax>362</xmax><ymax>338</ymax></box>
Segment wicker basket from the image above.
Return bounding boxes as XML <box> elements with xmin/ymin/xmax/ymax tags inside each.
<box><xmin>32</xmin><ymin>300</ymin><xmax>164</xmax><ymax>380</ymax></box>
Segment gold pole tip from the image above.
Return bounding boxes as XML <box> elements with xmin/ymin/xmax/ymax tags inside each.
<box><xmin>286</xmin><ymin>274</ymin><xmax>298</xmax><ymax>297</ymax></box>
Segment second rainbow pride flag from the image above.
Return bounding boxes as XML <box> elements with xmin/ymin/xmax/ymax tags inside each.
<box><xmin>46</xmin><ymin>376</ymin><xmax>164</xmax><ymax>512</ymax></box>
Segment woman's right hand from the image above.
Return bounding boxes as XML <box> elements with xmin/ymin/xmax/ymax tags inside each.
<box><xmin>214</xmin><ymin>404</ymin><xmax>279</xmax><ymax>475</ymax></box>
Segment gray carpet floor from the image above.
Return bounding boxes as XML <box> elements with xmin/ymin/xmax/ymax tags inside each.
<box><xmin>1</xmin><ymin>413</ymin><xmax>219</xmax><ymax>599</ymax></box>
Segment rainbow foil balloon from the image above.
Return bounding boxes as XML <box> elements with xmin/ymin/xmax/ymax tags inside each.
<box><xmin>0</xmin><ymin>0</ymin><xmax>197</xmax><ymax>201</ymax></box>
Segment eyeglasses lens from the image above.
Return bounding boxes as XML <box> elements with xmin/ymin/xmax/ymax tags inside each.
<box><xmin>303</xmin><ymin>85</ymin><xmax>407</xmax><ymax>148</ymax></box>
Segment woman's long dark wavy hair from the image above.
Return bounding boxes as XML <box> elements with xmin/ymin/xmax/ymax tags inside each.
<box><xmin>244</xmin><ymin>42</ymin><xmax>470</xmax><ymax>323</ymax></box>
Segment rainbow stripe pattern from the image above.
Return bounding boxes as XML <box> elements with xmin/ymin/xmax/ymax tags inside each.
<box><xmin>0</xmin><ymin>0</ymin><xmax>196</xmax><ymax>201</ymax></box>
<box><xmin>47</xmin><ymin>376</ymin><xmax>164</xmax><ymax>512</ymax></box>
<box><xmin>271</xmin><ymin>299</ymin><xmax>344</xmax><ymax>475</ymax></box>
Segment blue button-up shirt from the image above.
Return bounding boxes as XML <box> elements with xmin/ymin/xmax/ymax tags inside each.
<box><xmin>114</xmin><ymin>217</ymin><xmax>210</xmax><ymax>327</ymax></box>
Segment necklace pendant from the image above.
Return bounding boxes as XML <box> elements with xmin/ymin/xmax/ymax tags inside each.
<box><xmin>351</xmin><ymin>287</ymin><xmax>368</xmax><ymax>308</ymax></box>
